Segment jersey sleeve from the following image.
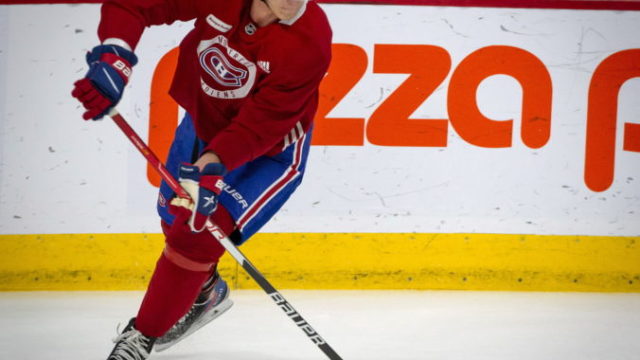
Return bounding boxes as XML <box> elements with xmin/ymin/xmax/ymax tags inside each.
<box><xmin>97</xmin><ymin>0</ymin><xmax>207</xmax><ymax>50</ymax></box>
<box><xmin>205</xmin><ymin>44</ymin><xmax>331</xmax><ymax>171</ymax></box>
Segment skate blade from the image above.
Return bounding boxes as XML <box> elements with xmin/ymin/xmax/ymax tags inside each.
<box><xmin>154</xmin><ymin>298</ymin><xmax>233</xmax><ymax>353</ymax></box>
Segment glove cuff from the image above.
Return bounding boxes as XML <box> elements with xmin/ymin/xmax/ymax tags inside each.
<box><xmin>86</xmin><ymin>44</ymin><xmax>138</xmax><ymax>67</ymax></box>
<box><xmin>201</xmin><ymin>162</ymin><xmax>227</xmax><ymax>176</ymax></box>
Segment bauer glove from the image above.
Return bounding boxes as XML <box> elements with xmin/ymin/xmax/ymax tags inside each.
<box><xmin>170</xmin><ymin>163</ymin><xmax>226</xmax><ymax>233</ymax></box>
<box><xmin>71</xmin><ymin>44</ymin><xmax>138</xmax><ymax>120</ymax></box>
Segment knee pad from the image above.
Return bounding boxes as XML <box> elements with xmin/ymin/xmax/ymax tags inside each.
<box><xmin>161</xmin><ymin>205</ymin><xmax>235</xmax><ymax>271</ymax></box>
<box><xmin>162</xmin><ymin>224</ymin><xmax>225</xmax><ymax>271</ymax></box>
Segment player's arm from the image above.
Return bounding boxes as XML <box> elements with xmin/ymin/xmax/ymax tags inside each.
<box><xmin>194</xmin><ymin>151</ymin><xmax>223</xmax><ymax>171</ymax></box>
<box><xmin>71</xmin><ymin>0</ymin><xmax>205</xmax><ymax>120</ymax></box>
<box><xmin>98</xmin><ymin>0</ymin><xmax>205</xmax><ymax>51</ymax></box>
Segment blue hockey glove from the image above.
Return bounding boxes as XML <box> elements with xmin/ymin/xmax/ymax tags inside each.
<box><xmin>170</xmin><ymin>163</ymin><xmax>227</xmax><ymax>233</ymax></box>
<box><xmin>71</xmin><ymin>44</ymin><xmax>138</xmax><ymax>120</ymax></box>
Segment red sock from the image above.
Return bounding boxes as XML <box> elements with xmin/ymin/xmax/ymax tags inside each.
<box><xmin>135</xmin><ymin>254</ymin><xmax>210</xmax><ymax>337</ymax></box>
<box><xmin>135</xmin><ymin>205</ymin><xmax>235</xmax><ymax>337</ymax></box>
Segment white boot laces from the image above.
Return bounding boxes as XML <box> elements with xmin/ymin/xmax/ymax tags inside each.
<box><xmin>110</xmin><ymin>327</ymin><xmax>151</xmax><ymax>360</ymax></box>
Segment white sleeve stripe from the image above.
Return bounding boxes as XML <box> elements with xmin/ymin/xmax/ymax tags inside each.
<box><xmin>283</xmin><ymin>122</ymin><xmax>305</xmax><ymax>150</ymax></box>
<box><xmin>296</xmin><ymin>122</ymin><xmax>304</xmax><ymax>138</ymax></box>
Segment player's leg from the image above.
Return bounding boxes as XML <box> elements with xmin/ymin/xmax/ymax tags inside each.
<box><xmin>153</xmin><ymin>256</ymin><xmax>233</xmax><ymax>352</ymax></box>
<box><xmin>136</xmin><ymin>112</ymin><xmax>235</xmax><ymax>337</ymax></box>
<box><xmin>154</xmin><ymin>122</ymin><xmax>313</xmax><ymax>352</ymax></box>
<box><xmin>218</xmin><ymin>124</ymin><xmax>313</xmax><ymax>245</ymax></box>
<box><xmin>134</xmin><ymin>206</ymin><xmax>233</xmax><ymax>336</ymax></box>
<box><xmin>106</xmin><ymin>114</ymin><xmax>232</xmax><ymax>359</ymax></box>
<box><xmin>152</xmin><ymin>208</ymin><xmax>235</xmax><ymax>352</ymax></box>
<box><xmin>107</xmin><ymin>216</ymin><xmax>232</xmax><ymax>360</ymax></box>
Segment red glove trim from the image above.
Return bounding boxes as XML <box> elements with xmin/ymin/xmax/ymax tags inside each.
<box><xmin>100</xmin><ymin>53</ymin><xmax>133</xmax><ymax>80</ymax></box>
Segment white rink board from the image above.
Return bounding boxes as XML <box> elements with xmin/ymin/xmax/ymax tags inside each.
<box><xmin>0</xmin><ymin>4</ymin><xmax>638</xmax><ymax>236</ymax></box>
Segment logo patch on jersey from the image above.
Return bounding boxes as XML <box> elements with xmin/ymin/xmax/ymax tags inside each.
<box><xmin>200</xmin><ymin>47</ymin><xmax>248</xmax><ymax>87</ymax></box>
<box><xmin>206</xmin><ymin>14</ymin><xmax>232</xmax><ymax>33</ymax></box>
<box><xmin>197</xmin><ymin>36</ymin><xmax>257</xmax><ymax>99</ymax></box>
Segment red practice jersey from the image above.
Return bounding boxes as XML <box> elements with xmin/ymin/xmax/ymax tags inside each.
<box><xmin>98</xmin><ymin>0</ymin><xmax>332</xmax><ymax>170</ymax></box>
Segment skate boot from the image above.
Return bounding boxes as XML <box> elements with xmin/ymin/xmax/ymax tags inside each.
<box><xmin>107</xmin><ymin>318</ymin><xmax>156</xmax><ymax>360</ymax></box>
<box><xmin>154</xmin><ymin>272</ymin><xmax>233</xmax><ymax>352</ymax></box>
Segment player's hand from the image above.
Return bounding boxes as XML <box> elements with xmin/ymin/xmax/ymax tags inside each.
<box><xmin>170</xmin><ymin>163</ymin><xmax>226</xmax><ymax>233</ymax></box>
<box><xmin>71</xmin><ymin>44</ymin><xmax>138</xmax><ymax>120</ymax></box>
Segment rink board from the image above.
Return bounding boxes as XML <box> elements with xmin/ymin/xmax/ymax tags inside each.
<box><xmin>1</xmin><ymin>4</ymin><xmax>639</xmax><ymax>236</ymax></box>
<box><xmin>1</xmin><ymin>3</ymin><xmax>639</xmax><ymax>292</ymax></box>
<box><xmin>1</xmin><ymin>233</ymin><xmax>638</xmax><ymax>292</ymax></box>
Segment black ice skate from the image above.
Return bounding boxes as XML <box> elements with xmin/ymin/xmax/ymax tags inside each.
<box><xmin>154</xmin><ymin>272</ymin><xmax>233</xmax><ymax>352</ymax></box>
<box><xmin>107</xmin><ymin>318</ymin><xmax>156</xmax><ymax>360</ymax></box>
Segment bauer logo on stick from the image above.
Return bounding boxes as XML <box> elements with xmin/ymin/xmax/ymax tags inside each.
<box><xmin>269</xmin><ymin>292</ymin><xmax>327</xmax><ymax>346</ymax></box>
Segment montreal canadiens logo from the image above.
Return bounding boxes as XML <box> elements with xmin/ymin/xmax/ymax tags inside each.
<box><xmin>197</xmin><ymin>35</ymin><xmax>256</xmax><ymax>99</ymax></box>
<box><xmin>200</xmin><ymin>47</ymin><xmax>247</xmax><ymax>87</ymax></box>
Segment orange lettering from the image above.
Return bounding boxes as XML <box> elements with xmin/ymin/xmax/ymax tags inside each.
<box><xmin>312</xmin><ymin>44</ymin><xmax>368</xmax><ymax>145</ymax></box>
<box><xmin>448</xmin><ymin>46</ymin><xmax>552</xmax><ymax>148</ymax></box>
<box><xmin>147</xmin><ymin>47</ymin><xmax>180</xmax><ymax>187</ymax></box>
<box><xmin>585</xmin><ymin>49</ymin><xmax>640</xmax><ymax>192</ymax></box>
<box><xmin>366</xmin><ymin>44</ymin><xmax>451</xmax><ymax>146</ymax></box>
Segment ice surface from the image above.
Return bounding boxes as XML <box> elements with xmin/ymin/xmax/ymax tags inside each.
<box><xmin>0</xmin><ymin>290</ymin><xmax>639</xmax><ymax>360</ymax></box>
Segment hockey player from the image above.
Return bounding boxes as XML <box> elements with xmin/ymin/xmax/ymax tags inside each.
<box><xmin>71</xmin><ymin>0</ymin><xmax>332</xmax><ymax>359</ymax></box>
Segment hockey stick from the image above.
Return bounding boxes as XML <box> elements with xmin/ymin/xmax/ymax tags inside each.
<box><xmin>107</xmin><ymin>108</ymin><xmax>343</xmax><ymax>360</ymax></box>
